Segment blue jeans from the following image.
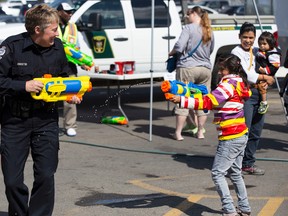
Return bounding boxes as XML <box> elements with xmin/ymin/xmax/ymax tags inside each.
<box><xmin>211</xmin><ymin>134</ymin><xmax>251</xmax><ymax>214</ymax></box>
<box><xmin>243</xmin><ymin>88</ymin><xmax>265</xmax><ymax>167</ymax></box>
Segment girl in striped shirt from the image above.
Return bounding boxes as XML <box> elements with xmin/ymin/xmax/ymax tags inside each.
<box><xmin>170</xmin><ymin>54</ymin><xmax>252</xmax><ymax>216</ymax></box>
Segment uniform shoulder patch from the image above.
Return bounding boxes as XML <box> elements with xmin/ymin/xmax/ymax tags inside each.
<box><xmin>0</xmin><ymin>46</ymin><xmax>9</xmax><ymax>60</ymax></box>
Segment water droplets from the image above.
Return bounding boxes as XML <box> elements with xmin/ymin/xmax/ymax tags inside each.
<box><xmin>90</xmin><ymin>81</ymin><xmax>151</xmax><ymax>121</ymax></box>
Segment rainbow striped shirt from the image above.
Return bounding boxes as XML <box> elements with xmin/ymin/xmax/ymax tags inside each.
<box><xmin>180</xmin><ymin>74</ymin><xmax>251</xmax><ymax>140</ymax></box>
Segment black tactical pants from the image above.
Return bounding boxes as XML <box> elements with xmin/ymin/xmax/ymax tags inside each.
<box><xmin>0</xmin><ymin>104</ymin><xmax>59</xmax><ymax>216</ymax></box>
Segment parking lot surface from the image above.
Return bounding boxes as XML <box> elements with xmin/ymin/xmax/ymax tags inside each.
<box><xmin>0</xmin><ymin>82</ymin><xmax>288</xmax><ymax>216</ymax></box>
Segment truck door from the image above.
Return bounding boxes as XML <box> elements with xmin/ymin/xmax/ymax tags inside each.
<box><xmin>130</xmin><ymin>0</ymin><xmax>179</xmax><ymax>72</ymax></box>
<box><xmin>75</xmin><ymin>0</ymin><xmax>133</xmax><ymax>70</ymax></box>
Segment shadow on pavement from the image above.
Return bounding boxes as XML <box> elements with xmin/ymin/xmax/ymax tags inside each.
<box><xmin>105</xmin><ymin>195</ymin><xmax>222</xmax><ymax>216</ymax></box>
<box><xmin>258</xmin><ymin>137</ymin><xmax>288</xmax><ymax>153</ymax></box>
<box><xmin>263</xmin><ymin>122</ymin><xmax>288</xmax><ymax>133</ymax></box>
<box><xmin>75</xmin><ymin>191</ymin><xmax>222</xmax><ymax>216</ymax></box>
<box><xmin>171</xmin><ymin>154</ymin><xmax>214</xmax><ymax>171</ymax></box>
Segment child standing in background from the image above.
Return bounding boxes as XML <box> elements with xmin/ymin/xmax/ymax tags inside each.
<box><xmin>169</xmin><ymin>54</ymin><xmax>251</xmax><ymax>216</ymax></box>
<box><xmin>256</xmin><ymin>31</ymin><xmax>281</xmax><ymax>114</ymax></box>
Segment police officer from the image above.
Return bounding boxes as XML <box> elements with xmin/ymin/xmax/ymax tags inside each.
<box><xmin>0</xmin><ymin>4</ymin><xmax>81</xmax><ymax>216</ymax></box>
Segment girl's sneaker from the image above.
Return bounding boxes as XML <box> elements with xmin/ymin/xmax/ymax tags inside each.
<box><xmin>236</xmin><ymin>207</ymin><xmax>251</xmax><ymax>216</ymax></box>
<box><xmin>258</xmin><ymin>101</ymin><xmax>269</xmax><ymax>114</ymax></box>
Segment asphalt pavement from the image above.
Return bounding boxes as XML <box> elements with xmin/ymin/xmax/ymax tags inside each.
<box><xmin>0</xmin><ymin>81</ymin><xmax>288</xmax><ymax>216</ymax></box>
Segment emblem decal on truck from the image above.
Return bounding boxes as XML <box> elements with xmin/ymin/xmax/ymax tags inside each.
<box><xmin>93</xmin><ymin>36</ymin><xmax>106</xmax><ymax>53</ymax></box>
<box><xmin>86</xmin><ymin>31</ymin><xmax>114</xmax><ymax>59</ymax></box>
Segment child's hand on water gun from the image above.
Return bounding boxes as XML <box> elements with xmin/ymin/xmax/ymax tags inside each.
<box><xmin>168</xmin><ymin>94</ymin><xmax>181</xmax><ymax>103</ymax></box>
<box><xmin>163</xmin><ymin>93</ymin><xmax>181</xmax><ymax>102</ymax></box>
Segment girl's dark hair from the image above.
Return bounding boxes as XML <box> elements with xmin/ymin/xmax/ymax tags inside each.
<box><xmin>217</xmin><ymin>54</ymin><xmax>249</xmax><ymax>87</ymax></box>
<box><xmin>258</xmin><ymin>31</ymin><xmax>276</xmax><ymax>49</ymax></box>
<box><xmin>239</xmin><ymin>22</ymin><xmax>256</xmax><ymax>36</ymax></box>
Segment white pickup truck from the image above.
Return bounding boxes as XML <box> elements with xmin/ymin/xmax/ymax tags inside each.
<box><xmin>0</xmin><ymin>0</ymin><xmax>278</xmax><ymax>81</ymax></box>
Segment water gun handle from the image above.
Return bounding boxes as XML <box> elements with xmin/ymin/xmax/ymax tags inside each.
<box><xmin>164</xmin><ymin>93</ymin><xmax>175</xmax><ymax>100</ymax></box>
<box><xmin>65</xmin><ymin>94</ymin><xmax>83</xmax><ymax>102</ymax></box>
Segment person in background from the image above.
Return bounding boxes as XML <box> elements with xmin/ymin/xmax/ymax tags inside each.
<box><xmin>169</xmin><ymin>6</ymin><xmax>214</xmax><ymax>140</ymax></box>
<box><xmin>169</xmin><ymin>54</ymin><xmax>252</xmax><ymax>216</ymax></box>
<box><xmin>231</xmin><ymin>22</ymin><xmax>275</xmax><ymax>175</ymax></box>
<box><xmin>0</xmin><ymin>4</ymin><xmax>81</xmax><ymax>216</ymax></box>
<box><xmin>57</xmin><ymin>2</ymin><xmax>79</xmax><ymax>137</ymax></box>
<box><xmin>255</xmin><ymin>31</ymin><xmax>281</xmax><ymax>114</ymax></box>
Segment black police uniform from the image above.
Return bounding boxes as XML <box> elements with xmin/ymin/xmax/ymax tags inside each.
<box><xmin>0</xmin><ymin>32</ymin><xmax>71</xmax><ymax>216</ymax></box>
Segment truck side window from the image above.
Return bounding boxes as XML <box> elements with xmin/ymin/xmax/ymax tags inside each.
<box><xmin>80</xmin><ymin>0</ymin><xmax>125</xmax><ymax>29</ymax></box>
<box><xmin>131</xmin><ymin>0</ymin><xmax>171</xmax><ymax>28</ymax></box>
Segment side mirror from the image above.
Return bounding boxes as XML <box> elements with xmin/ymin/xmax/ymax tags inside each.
<box><xmin>76</xmin><ymin>13</ymin><xmax>102</xmax><ymax>32</ymax></box>
<box><xmin>87</xmin><ymin>13</ymin><xmax>102</xmax><ymax>30</ymax></box>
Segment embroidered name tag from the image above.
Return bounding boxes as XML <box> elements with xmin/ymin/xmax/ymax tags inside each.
<box><xmin>17</xmin><ymin>63</ymin><xmax>28</xmax><ymax>66</ymax></box>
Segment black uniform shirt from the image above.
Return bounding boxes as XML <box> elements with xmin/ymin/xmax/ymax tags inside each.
<box><xmin>0</xmin><ymin>32</ymin><xmax>71</xmax><ymax>100</ymax></box>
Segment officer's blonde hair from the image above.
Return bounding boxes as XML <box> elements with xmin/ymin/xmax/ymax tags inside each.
<box><xmin>25</xmin><ymin>4</ymin><xmax>59</xmax><ymax>35</ymax></box>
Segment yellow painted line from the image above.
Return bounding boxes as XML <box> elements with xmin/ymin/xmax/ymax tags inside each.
<box><xmin>129</xmin><ymin>175</ymin><xmax>288</xmax><ymax>199</ymax></box>
<box><xmin>129</xmin><ymin>175</ymin><xmax>288</xmax><ymax>216</ymax></box>
<box><xmin>129</xmin><ymin>179</ymin><xmax>190</xmax><ymax>197</ymax></box>
<box><xmin>249</xmin><ymin>196</ymin><xmax>288</xmax><ymax>200</ymax></box>
<box><xmin>163</xmin><ymin>195</ymin><xmax>203</xmax><ymax>216</ymax></box>
<box><xmin>129</xmin><ymin>177</ymin><xmax>219</xmax><ymax>199</ymax></box>
<box><xmin>258</xmin><ymin>197</ymin><xmax>285</xmax><ymax>216</ymax></box>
